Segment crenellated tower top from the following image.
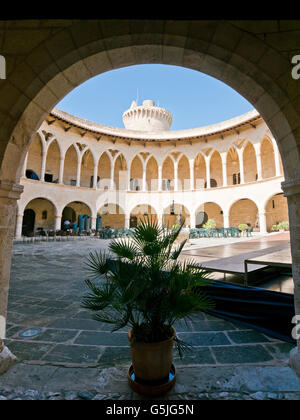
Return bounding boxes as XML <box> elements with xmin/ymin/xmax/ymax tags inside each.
<box><xmin>122</xmin><ymin>99</ymin><xmax>173</xmax><ymax>131</ymax></box>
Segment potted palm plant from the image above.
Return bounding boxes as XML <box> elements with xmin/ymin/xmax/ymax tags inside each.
<box><xmin>81</xmin><ymin>218</ymin><xmax>213</xmax><ymax>395</ymax></box>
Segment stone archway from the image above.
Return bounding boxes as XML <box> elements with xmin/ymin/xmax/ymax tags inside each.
<box><xmin>1</xmin><ymin>20</ymin><xmax>300</xmax><ymax>374</ymax></box>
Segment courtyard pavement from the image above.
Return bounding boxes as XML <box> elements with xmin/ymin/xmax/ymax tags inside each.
<box><xmin>1</xmin><ymin>236</ymin><xmax>300</xmax><ymax>400</ymax></box>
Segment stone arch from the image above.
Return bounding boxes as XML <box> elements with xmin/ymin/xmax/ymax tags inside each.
<box><xmin>177</xmin><ymin>154</ymin><xmax>190</xmax><ymax>191</ymax></box>
<box><xmin>229</xmin><ymin>198</ymin><xmax>259</xmax><ymax>230</ymax></box>
<box><xmin>261</xmin><ymin>135</ymin><xmax>276</xmax><ymax>179</ymax></box>
<box><xmin>146</xmin><ymin>155</ymin><xmax>158</xmax><ymax>191</ymax></box>
<box><xmin>25</xmin><ymin>133</ymin><xmax>43</xmax><ymax>180</ymax></box>
<box><xmin>163</xmin><ymin>202</ymin><xmax>190</xmax><ymax>228</ymax></box>
<box><xmin>97</xmin><ymin>203</ymin><xmax>125</xmax><ymax>229</ymax></box>
<box><xmin>194</xmin><ymin>152</ymin><xmax>206</xmax><ymax>189</ymax></box>
<box><xmin>22</xmin><ymin>197</ymin><xmax>57</xmax><ymax>235</ymax></box>
<box><xmin>63</xmin><ymin>144</ymin><xmax>78</xmax><ymax>186</ymax></box>
<box><xmin>97</xmin><ymin>151</ymin><xmax>111</xmax><ymax>190</ymax></box>
<box><xmin>130</xmin><ymin>155</ymin><xmax>143</xmax><ymax>191</ymax></box>
<box><xmin>265</xmin><ymin>192</ymin><xmax>289</xmax><ymax>232</ymax></box>
<box><xmin>195</xmin><ymin>202</ymin><xmax>224</xmax><ymax>228</ymax></box>
<box><xmin>45</xmin><ymin>138</ymin><xmax>61</xmax><ymax>183</ymax></box>
<box><xmin>80</xmin><ymin>148</ymin><xmax>95</xmax><ymax>188</ymax></box>
<box><xmin>209</xmin><ymin>151</ymin><xmax>222</xmax><ymax>188</ymax></box>
<box><xmin>61</xmin><ymin>201</ymin><xmax>92</xmax><ymax>231</ymax></box>
<box><xmin>114</xmin><ymin>153</ymin><xmax>127</xmax><ymax>190</ymax></box>
<box><xmin>162</xmin><ymin>155</ymin><xmax>174</xmax><ymax>191</ymax></box>
<box><xmin>243</xmin><ymin>141</ymin><xmax>257</xmax><ymax>183</ymax></box>
<box><xmin>129</xmin><ymin>204</ymin><xmax>158</xmax><ymax>227</ymax></box>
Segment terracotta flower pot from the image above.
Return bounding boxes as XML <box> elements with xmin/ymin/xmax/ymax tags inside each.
<box><xmin>128</xmin><ymin>327</ymin><xmax>176</xmax><ymax>385</ymax></box>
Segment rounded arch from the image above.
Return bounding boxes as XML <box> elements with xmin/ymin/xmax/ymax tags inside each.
<box><xmin>113</xmin><ymin>153</ymin><xmax>127</xmax><ymax>190</ymax></box>
<box><xmin>22</xmin><ymin>197</ymin><xmax>57</xmax><ymax>235</ymax></box>
<box><xmin>177</xmin><ymin>154</ymin><xmax>190</xmax><ymax>191</ymax></box>
<box><xmin>97</xmin><ymin>202</ymin><xmax>125</xmax><ymax>229</ymax></box>
<box><xmin>265</xmin><ymin>192</ymin><xmax>289</xmax><ymax>232</ymax></box>
<box><xmin>229</xmin><ymin>198</ymin><xmax>259</xmax><ymax>230</ymax></box>
<box><xmin>163</xmin><ymin>202</ymin><xmax>190</xmax><ymax>228</ymax></box>
<box><xmin>227</xmin><ymin>146</ymin><xmax>240</xmax><ymax>186</ymax></box>
<box><xmin>146</xmin><ymin>155</ymin><xmax>158</xmax><ymax>191</ymax></box>
<box><xmin>195</xmin><ymin>202</ymin><xmax>224</xmax><ymax>228</ymax></box>
<box><xmin>130</xmin><ymin>154</ymin><xmax>143</xmax><ymax>191</ymax></box>
<box><xmin>80</xmin><ymin>148</ymin><xmax>95</xmax><ymax>188</ymax></box>
<box><xmin>129</xmin><ymin>203</ymin><xmax>158</xmax><ymax>227</ymax></box>
<box><xmin>209</xmin><ymin>150</ymin><xmax>222</xmax><ymax>188</ymax></box>
<box><xmin>45</xmin><ymin>138</ymin><xmax>61</xmax><ymax>183</ymax></box>
<box><xmin>61</xmin><ymin>201</ymin><xmax>92</xmax><ymax>231</ymax></box>
<box><xmin>97</xmin><ymin>151</ymin><xmax>111</xmax><ymax>190</ymax></box>
<box><xmin>194</xmin><ymin>152</ymin><xmax>206</xmax><ymax>189</ymax></box>
<box><xmin>162</xmin><ymin>155</ymin><xmax>174</xmax><ymax>191</ymax></box>
<box><xmin>25</xmin><ymin>133</ymin><xmax>43</xmax><ymax>180</ymax></box>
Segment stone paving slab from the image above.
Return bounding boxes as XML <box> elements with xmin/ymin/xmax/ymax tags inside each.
<box><xmin>0</xmin><ymin>238</ymin><xmax>298</xmax><ymax>399</ymax></box>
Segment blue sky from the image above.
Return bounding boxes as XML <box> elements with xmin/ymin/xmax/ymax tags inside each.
<box><xmin>57</xmin><ymin>64</ymin><xmax>254</xmax><ymax>130</ymax></box>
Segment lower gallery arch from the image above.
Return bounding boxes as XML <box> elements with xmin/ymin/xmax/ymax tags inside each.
<box><xmin>21</xmin><ymin>198</ymin><xmax>56</xmax><ymax>236</ymax></box>
<box><xmin>61</xmin><ymin>201</ymin><xmax>91</xmax><ymax>231</ymax></box>
<box><xmin>195</xmin><ymin>202</ymin><xmax>224</xmax><ymax>228</ymax></box>
<box><xmin>163</xmin><ymin>203</ymin><xmax>190</xmax><ymax>228</ymax></box>
<box><xmin>229</xmin><ymin>199</ymin><xmax>259</xmax><ymax>230</ymax></box>
<box><xmin>265</xmin><ymin>193</ymin><xmax>289</xmax><ymax>232</ymax></box>
<box><xmin>97</xmin><ymin>203</ymin><xmax>125</xmax><ymax>229</ymax></box>
<box><xmin>129</xmin><ymin>204</ymin><xmax>157</xmax><ymax>227</ymax></box>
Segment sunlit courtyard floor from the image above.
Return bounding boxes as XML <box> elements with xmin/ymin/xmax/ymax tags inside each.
<box><xmin>1</xmin><ymin>235</ymin><xmax>300</xmax><ymax>400</ymax></box>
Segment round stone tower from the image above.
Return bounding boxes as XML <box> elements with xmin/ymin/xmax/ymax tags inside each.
<box><xmin>122</xmin><ymin>100</ymin><xmax>172</xmax><ymax>131</ymax></box>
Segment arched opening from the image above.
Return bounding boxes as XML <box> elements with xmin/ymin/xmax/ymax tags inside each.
<box><xmin>227</xmin><ymin>146</ymin><xmax>240</xmax><ymax>186</ymax></box>
<box><xmin>114</xmin><ymin>154</ymin><xmax>127</xmax><ymax>190</ymax></box>
<box><xmin>163</xmin><ymin>203</ymin><xmax>190</xmax><ymax>228</ymax></box>
<box><xmin>146</xmin><ymin>156</ymin><xmax>158</xmax><ymax>191</ymax></box>
<box><xmin>130</xmin><ymin>155</ymin><xmax>143</xmax><ymax>191</ymax></box>
<box><xmin>209</xmin><ymin>151</ymin><xmax>222</xmax><ymax>188</ymax></box>
<box><xmin>98</xmin><ymin>203</ymin><xmax>125</xmax><ymax>229</ymax></box>
<box><xmin>195</xmin><ymin>202</ymin><xmax>224</xmax><ymax>228</ymax></box>
<box><xmin>265</xmin><ymin>193</ymin><xmax>289</xmax><ymax>232</ymax></box>
<box><xmin>25</xmin><ymin>134</ymin><xmax>43</xmax><ymax>180</ymax></box>
<box><xmin>61</xmin><ymin>201</ymin><xmax>91</xmax><ymax>231</ymax></box>
<box><xmin>130</xmin><ymin>204</ymin><xmax>157</xmax><ymax>227</ymax></box>
<box><xmin>162</xmin><ymin>156</ymin><xmax>174</xmax><ymax>191</ymax></box>
<box><xmin>194</xmin><ymin>153</ymin><xmax>206</xmax><ymax>189</ymax></box>
<box><xmin>45</xmin><ymin>139</ymin><xmax>60</xmax><ymax>183</ymax></box>
<box><xmin>80</xmin><ymin>149</ymin><xmax>94</xmax><ymax>188</ymax></box>
<box><xmin>177</xmin><ymin>155</ymin><xmax>190</xmax><ymax>191</ymax></box>
<box><xmin>63</xmin><ymin>145</ymin><xmax>78</xmax><ymax>186</ymax></box>
<box><xmin>229</xmin><ymin>199</ymin><xmax>259</xmax><ymax>230</ymax></box>
<box><xmin>97</xmin><ymin>152</ymin><xmax>111</xmax><ymax>190</ymax></box>
<box><xmin>22</xmin><ymin>198</ymin><xmax>56</xmax><ymax>236</ymax></box>
<box><xmin>243</xmin><ymin>142</ymin><xmax>257</xmax><ymax>183</ymax></box>
<box><xmin>261</xmin><ymin>136</ymin><xmax>276</xmax><ymax>179</ymax></box>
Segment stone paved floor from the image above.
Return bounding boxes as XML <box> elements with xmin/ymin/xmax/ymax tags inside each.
<box><xmin>1</xmin><ymin>237</ymin><xmax>300</xmax><ymax>400</ymax></box>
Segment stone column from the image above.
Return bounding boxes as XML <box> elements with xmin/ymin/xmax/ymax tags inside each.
<box><xmin>282</xmin><ymin>178</ymin><xmax>300</xmax><ymax>376</ymax></box>
<box><xmin>223</xmin><ymin>212</ymin><xmax>230</xmax><ymax>228</ymax></box>
<box><xmin>93</xmin><ymin>164</ymin><xmax>98</xmax><ymax>189</ymax></box>
<box><xmin>259</xmin><ymin>211</ymin><xmax>267</xmax><ymax>234</ymax></box>
<box><xmin>238</xmin><ymin>150</ymin><xmax>245</xmax><ymax>184</ymax></box>
<box><xmin>142</xmin><ymin>164</ymin><xmax>147</xmax><ymax>192</ymax></box>
<box><xmin>110</xmin><ymin>164</ymin><xmax>114</xmax><ymax>190</ymax></box>
<box><xmin>125</xmin><ymin>214</ymin><xmax>130</xmax><ymax>229</ymax></box>
<box><xmin>205</xmin><ymin>157</ymin><xmax>211</xmax><ymax>189</ymax></box>
<box><xmin>189</xmin><ymin>159</ymin><xmax>194</xmax><ymax>190</ymax></box>
<box><xmin>158</xmin><ymin>165</ymin><xmax>162</xmax><ymax>192</ymax></box>
<box><xmin>91</xmin><ymin>217</ymin><xmax>97</xmax><ymax>230</ymax></box>
<box><xmin>221</xmin><ymin>152</ymin><xmax>228</xmax><ymax>187</ymax></box>
<box><xmin>15</xmin><ymin>213</ymin><xmax>23</xmax><ymax>238</ymax></box>
<box><xmin>54</xmin><ymin>215</ymin><xmax>62</xmax><ymax>231</ymax></box>
<box><xmin>40</xmin><ymin>151</ymin><xmax>47</xmax><ymax>182</ymax></box>
<box><xmin>76</xmin><ymin>156</ymin><xmax>82</xmax><ymax>187</ymax></box>
<box><xmin>158</xmin><ymin>213</ymin><xmax>163</xmax><ymax>227</ymax></box>
<box><xmin>189</xmin><ymin>211</ymin><xmax>196</xmax><ymax>229</ymax></box>
<box><xmin>174</xmin><ymin>161</ymin><xmax>178</xmax><ymax>191</ymax></box>
<box><xmin>0</xmin><ymin>181</ymin><xmax>23</xmax><ymax>374</ymax></box>
<box><xmin>254</xmin><ymin>144</ymin><xmax>262</xmax><ymax>181</ymax></box>
<box><xmin>58</xmin><ymin>157</ymin><xmax>64</xmax><ymax>184</ymax></box>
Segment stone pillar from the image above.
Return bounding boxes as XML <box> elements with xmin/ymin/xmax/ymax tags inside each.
<box><xmin>58</xmin><ymin>157</ymin><xmax>64</xmax><ymax>184</ymax></box>
<box><xmin>76</xmin><ymin>155</ymin><xmax>82</xmax><ymax>187</ymax></box>
<box><xmin>189</xmin><ymin>159</ymin><xmax>194</xmax><ymax>190</ymax></box>
<box><xmin>158</xmin><ymin>213</ymin><xmax>163</xmax><ymax>227</ymax></box>
<box><xmin>40</xmin><ymin>151</ymin><xmax>47</xmax><ymax>182</ymax></box>
<box><xmin>158</xmin><ymin>165</ymin><xmax>162</xmax><ymax>192</ymax></box>
<box><xmin>190</xmin><ymin>212</ymin><xmax>196</xmax><ymax>229</ymax></box>
<box><xmin>125</xmin><ymin>214</ymin><xmax>130</xmax><ymax>229</ymax></box>
<box><xmin>238</xmin><ymin>150</ymin><xmax>245</xmax><ymax>184</ymax></box>
<box><xmin>221</xmin><ymin>152</ymin><xmax>228</xmax><ymax>187</ymax></box>
<box><xmin>110</xmin><ymin>165</ymin><xmax>114</xmax><ymax>190</ymax></box>
<box><xmin>0</xmin><ymin>181</ymin><xmax>23</xmax><ymax>374</ymax></box>
<box><xmin>54</xmin><ymin>215</ymin><xmax>62</xmax><ymax>231</ymax></box>
<box><xmin>259</xmin><ymin>211</ymin><xmax>267</xmax><ymax>234</ymax></box>
<box><xmin>254</xmin><ymin>144</ymin><xmax>262</xmax><ymax>181</ymax></box>
<box><xmin>93</xmin><ymin>164</ymin><xmax>98</xmax><ymax>189</ymax></box>
<box><xmin>282</xmin><ymin>179</ymin><xmax>300</xmax><ymax>376</ymax></box>
<box><xmin>223</xmin><ymin>212</ymin><xmax>230</xmax><ymax>228</ymax></box>
<box><xmin>205</xmin><ymin>157</ymin><xmax>211</xmax><ymax>189</ymax></box>
<box><xmin>126</xmin><ymin>168</ymin><xmax>131</xmax><ymax>191</ymax></box>
<box><xmin>15</xmin><ymin>213</ymin><xmax>23</xmax><ymax>238</ymax></box>
<box><xmin>174</xmin><ymin>161</ymin><xmax>178</xmax><ymax>191</ymax></box>
<box><xmin>91</xmin><ymin>217</ymin><xmax>97</xmax><ymax>230</ymax></box>
<box><xmin>142</xmin><ymin>164</ymin><xmax>147</xmax><ymax>192</ymax></box>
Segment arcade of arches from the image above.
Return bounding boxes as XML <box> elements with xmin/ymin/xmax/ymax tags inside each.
<box><xmin>1</xmin><ymin>20</ymin><xmax>300</xmax><ymax>376</ymax></box>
